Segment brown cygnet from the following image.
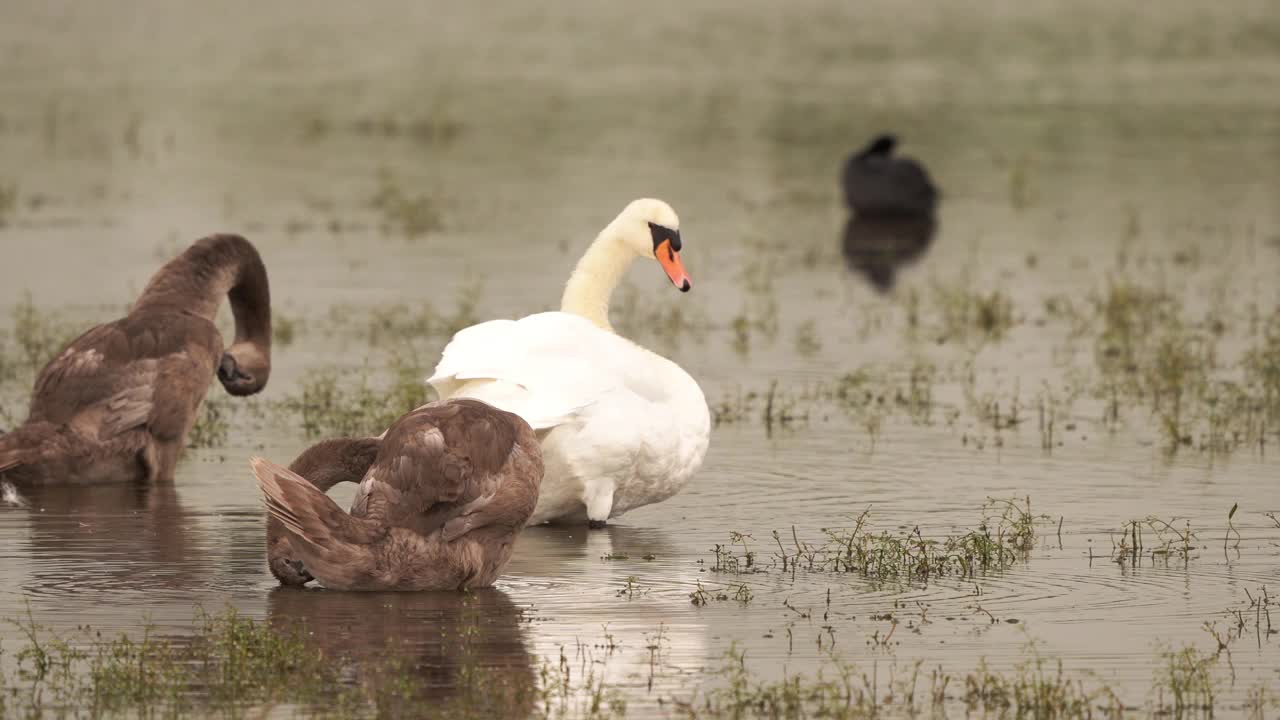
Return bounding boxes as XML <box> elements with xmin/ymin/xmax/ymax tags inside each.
<box><xmin>255</xmin><ymin>398</ymin><xmax>543</xmax><ymax>591</ymax></box>
<box><xmin>0</xmin><ymin>234</ymin><xmax>270</xmax><ymax>486</ymax></box>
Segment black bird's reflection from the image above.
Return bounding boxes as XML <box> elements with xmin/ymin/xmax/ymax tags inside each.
<box><xmin>841</xmin><ymin>212</ymin><xmax>938</xmax><ymax>292</ymax></box>
<box><xmin>839</xmin><ymin>133</ymin><xmax>940</xmax><ymax>292</ymax></box>
<box><xmin>267</xmin><ymin>586</ymin><xmax>537</xmax><ymax>715</ymax></box>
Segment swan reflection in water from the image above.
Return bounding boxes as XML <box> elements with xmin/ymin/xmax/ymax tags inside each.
<box><xmin>506</xmin><ymin>523</ymin><xmax>710</xmax><ymax>704</ymax></box>
<box><xmin>506</xmin><ymin>522</ymin><xmax>675</xmax><ymax>574</ymax></box>
<box><xmin>267</xmin><ymin>586</ymin><xmax>537</xmax><ymax>715</ymax></box>
<box><xmin>841</xmin><ymin>212</ymin><xmax>938</xmax><ymax>292</ymax></box>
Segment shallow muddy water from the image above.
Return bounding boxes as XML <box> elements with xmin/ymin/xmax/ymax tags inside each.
<box><xmin>1</xmin><ymin>0</ymin><xmax>1279</xmax><ymax>716</ymax></box>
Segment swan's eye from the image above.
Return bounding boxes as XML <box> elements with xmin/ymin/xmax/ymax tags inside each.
<box><xmin>648</xmin><ymin>222</ymin><xmax>681</xmax><ymax>253</ymax></box>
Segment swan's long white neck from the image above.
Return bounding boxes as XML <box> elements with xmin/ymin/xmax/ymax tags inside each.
<box><xmin>559</xmin><ymin>224</ymin><xmax>636</xmax><ymax>332</ymax></box>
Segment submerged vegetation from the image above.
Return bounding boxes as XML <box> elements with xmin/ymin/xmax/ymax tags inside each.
<box><xmin>280</xmin><ymin>360</ymin><xmax>432</xmax><ymax>438</ymax></box>
<box><xmin>370</xmin><ymin>171</ymin><xmax>445</xmax><ymax>240</ymax></box>
<box><xmin>0</xmin><ymin>181</ymin><xmax>18</xmax><ymax>227</ymax></box>
<box><xmin>708</xmin><ymin>262</ymin><xmax>1279</xmax><ymax>459</ymax></box>
<box><xmin>0</xmin><ymin>296</ymin><xmax>98</xmax><ymax>426</ymax></box>
<box><xmin>682</xmin><ymin>650</ymin><xmax>1130</xmax><ymax>719</ymax></box>
<box><xmin>1</xmin><ymin>604</ymin><xmax>1269</xmax><ymax>719</ymax></box>
<box><xmin>1243</xmin><ymin>311</ymin><xmax>1280</xmax><ymax>426</ymax></box>
<box><xmin>344</xmin><ymin>281</ymin><xmax>483</xmax><ymax>348</ymax></box>
<box><xmin>2</xmin><ymin>294</ymin><xmax>82</xmax><ymax>381</ymax></box>
<box><xmin>1077</xmin><ymin>275</ymin><xmax>1280</xmax><ymax>452</ymax></box>
<box><xmin>1110</xmin><ymin>516</ymin><xmax>1203</xmax><ymax>567</ymax></box>
<box><xmin>302</xmin><ymin>106</ymin><xmax>465</xmax><ymax>149</ymax></box>
<box><xmin>612</xmin><ymin>281</ymin><xmax>713</xmax><ymax>351</ymax></box>
<box><xmin>931</xmin><ymin>283</ymin><xmax>1016</xmax><ymax>344</ymax></box>
<box><xmin>187</xmin><ymin>397</ymin><xmax>231</xmax><ymax>449</ymax></box>
<box><xmin>702</xmin><ymin>498</ymin><xmax>1046</xmax><ymax>583</ymax></box>
<box><xmin>1</xmin><ymin>229</ymin><xmax>1275</xmax><ymax>461</ymax></box>
<box><xmin>0</xmin><ymin>605</ymin><xmax>535</xmax><ymax>719</ymax></box>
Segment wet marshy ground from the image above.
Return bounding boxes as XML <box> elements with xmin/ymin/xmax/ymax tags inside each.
<box><xmin>1</xmin><ymin>0</ymin><xmax>1279</xmax><ymax>716</ymax></box>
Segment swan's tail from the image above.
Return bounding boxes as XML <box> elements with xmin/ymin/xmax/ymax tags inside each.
<box><xmin>251</xmin><ymin>457</ymin><xmax>384</xmax><ymax>589</ymax></box>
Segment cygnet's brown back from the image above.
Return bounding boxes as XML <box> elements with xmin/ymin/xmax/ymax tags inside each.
<box><xmin>351</xmin><ymin>399</ymin><xmax>525</xmax><ymax>531</ymax></box>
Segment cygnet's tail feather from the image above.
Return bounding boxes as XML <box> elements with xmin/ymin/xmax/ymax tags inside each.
<box><xmin>251</xmin><ymin>457</ymin><xmax>386</xmax><ymax>588</ymax></box>
<box><xmin>0</xmin><ymin>425</ymin><xmax>50</xmax><ymax>474</ymax></box>
<box><xmin>252</xmin><ymin>457</ymin><xmax>383</xmax><ymax>545</ymax></box>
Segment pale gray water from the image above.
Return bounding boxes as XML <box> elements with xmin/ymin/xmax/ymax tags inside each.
<box><xmin>1</xmin><ymin>0</ymin><xmax>1278</xmax><ymax>716</ymax></box>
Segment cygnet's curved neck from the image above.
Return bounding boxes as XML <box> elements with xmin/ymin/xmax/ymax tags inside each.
<box><xmin>133</xmin><ymin>234</ymin><xmax>273</xmax><ymax>392</ymax></box>
<box><xmin>133</xmin><ymin>235</ymin><xmax>270</xmax><ymax>336</ymax></box>
<box><xmin>559</xmin><ymin>224</ymin><xmax>635</xmax><ymax>332</ymax></box>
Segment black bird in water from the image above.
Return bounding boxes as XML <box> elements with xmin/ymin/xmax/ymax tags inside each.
<box><xmin>840</xmin><ymin>134</ymin><xmax>940</xmax><ymax>291</ymax></box>
<box><xmin>841</xmin><ymin>133</ymin><xmax>938</xmax><ymax>216</ymax></box>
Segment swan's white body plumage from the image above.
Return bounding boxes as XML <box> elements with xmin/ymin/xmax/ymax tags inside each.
<box><xmin>428</xmin><ymin>311</ymin><xmax>710</xmax><ymax>524</ymax></box>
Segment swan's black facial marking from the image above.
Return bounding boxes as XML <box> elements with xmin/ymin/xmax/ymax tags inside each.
<box><xmin>648</xmin><ymin>222</ymin><xmax>681</xmax><ymax>255</ymax></box>
<box><xmin>649</xmin><ymin>221</ymin><xmax>691</xmax><ymax>291</ymax></box>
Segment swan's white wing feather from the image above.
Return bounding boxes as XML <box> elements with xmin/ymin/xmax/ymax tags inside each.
<box><xmin>427</xmin><ymin>312</ymin><xmax>619</xmax><ymax>430</ymax></box>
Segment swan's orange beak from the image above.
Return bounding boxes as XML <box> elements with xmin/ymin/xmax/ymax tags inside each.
<box><xmin>655</xmin><ymin>239</ymin><xmax>692</xmax><ymax>292</ymax></box>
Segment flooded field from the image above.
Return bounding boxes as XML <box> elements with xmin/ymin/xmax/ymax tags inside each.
<box><xmin>1</xmin><ymin>0</ymin><xmax>1278</xmax><ymax>716</ymax></box>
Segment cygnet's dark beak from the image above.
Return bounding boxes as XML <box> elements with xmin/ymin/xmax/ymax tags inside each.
<box><xmin>218</xmin><ymin>353</ymin><xmax>245</xmax><ymax>384</ymax></box>
<box><xmin>217</xmin><ymin>352</ymin><xmax>264</xmax><ymax>396</ymax></box>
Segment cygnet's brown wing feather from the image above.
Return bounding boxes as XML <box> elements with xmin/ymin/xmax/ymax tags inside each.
<box><xmin>253</xmin><ymin>456</ymin><xmax>392</xmax><ymax>589</ymax></box>
<box><xmin>267</xmin><ymin>437</ymin><xmax>382</xmax><ymax>586</ymax></box>
<box><xmin>350</xmin><ymin>399</ymin><xmax>520</xmax><ymax>536</ymax></box>
<box><xmin>29</xmin><ymin>313</ymin><xmax>222</xmax><ymax>442</ymax></box>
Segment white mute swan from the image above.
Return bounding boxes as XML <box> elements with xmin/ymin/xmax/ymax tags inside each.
<box><xmin>428</xmin><ymin>199</ymin><xmax>710</xmax><ymax>527</ymax></box>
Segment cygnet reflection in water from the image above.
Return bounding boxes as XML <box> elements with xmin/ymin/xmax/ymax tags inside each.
<box><xmin>841</xmin><ymin>212</ymin><xmax>938</xmax><ymax>292</ymax></box>
<box><xmin>11</xmin><ymin>482</ymin><xmax>200</xmax><ymax>595</ymax></box>
<box><xmin>267</xmin><ymin>586</ymin><xmax>536</xmax><ymax>715</ymax></box>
